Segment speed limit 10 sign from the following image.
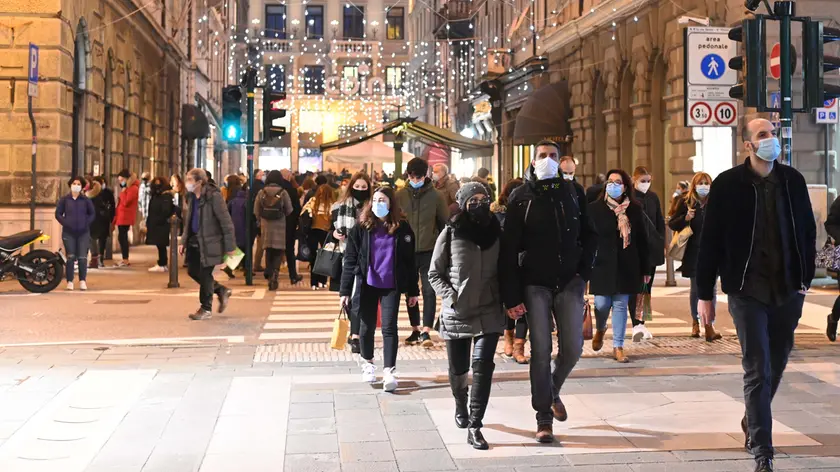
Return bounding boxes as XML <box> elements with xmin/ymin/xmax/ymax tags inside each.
<box><xmin>687</xmin><ymin>99</ymin><xmax>738</xmax><ymax>127</ymax></box>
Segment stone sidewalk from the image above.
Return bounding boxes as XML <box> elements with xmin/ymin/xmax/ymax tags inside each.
<box><xmin>0</xmin><ymin>344</ymin><xmax>838</xmax><ymax>471</ymax></box>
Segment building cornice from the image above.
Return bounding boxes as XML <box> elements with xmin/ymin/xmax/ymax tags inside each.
<box><xmin>541</xmin><ymin>0</ymin><xmax>656</xmax><ymax>55</ymax></box>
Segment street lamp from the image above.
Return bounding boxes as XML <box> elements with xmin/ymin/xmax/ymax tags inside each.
<box><xmin>370</xmin><ymin>20</ymin><xmax>379</xmax><ymax>40</ymax></box>
<box><xmin>331</xmin><ymin>19</ymin><xmax>339</xmax><ymax>39</ymax></box>
<box><xmin>291</xmin><ymin>19</ymin><xmax>300</xmax><ymax>39</ymax></box>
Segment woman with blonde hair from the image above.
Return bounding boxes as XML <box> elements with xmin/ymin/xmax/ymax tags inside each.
<box><xmin>668</xmin><ymin>172</ymin><xmax>722</xmax><ymax>341</ymax></box>
<box><xmin>301</xmin><ymin>183</ymin><xmax>338</xmax><ymax>289</ymax></box>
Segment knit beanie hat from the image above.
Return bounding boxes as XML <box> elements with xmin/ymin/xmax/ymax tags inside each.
<box><xmin>456</xmin><ymin>182</ymin><xmax>489</xmax><ymax>209</ymax></box>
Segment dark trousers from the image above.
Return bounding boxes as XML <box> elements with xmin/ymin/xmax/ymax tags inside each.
<box><xmin>156</xmin><ymin>244</ymin><xmax>168</xmax><ymax>267</ymax></box>
<box><xmin>349</xmin><ymin>276</ymin><xmax>363</xmax><ymax>336</ymax></box>
<box><xmin>90</xmin><ymin>234</ymin><xmax>108</xmax><ymax>260</ymax></box>
<box><xmin>445</xmin><ymin>334</ymin><xmax>499</xmax><ymax>375</ymax></box>
<box><xmin>506</xmin><ymin>315</ymin><xmax>529</xmax><ymax>339</ymax></box>
<box><xmin>308</xmin><ymin>229</ymin><xmax>329</xmax><ymax>287</ymax></box>
<box><xmin>525</xmin><ymin>277</ymin><xmax>586</xmax><ymax>426</ymax></box>
<box><xmin>186</xmin><ymin>246</ymin><xmax>227</xmax><ymax>312</ymax></box>
<box><xmin>407</xmin><ymin>250</ymin><xmax>436</xmax><ymax>329</ymax></box>
<box><xmin>728</xmin><ymin>293</ymin><xmax>804</xmax><ymax>459</ymax></box>
<box><xmin>265</xmin><ymin>247</ymin><xmax>285</xmax><ymax>278</ymax></box>
<box><xmin>832</xmin><ymin>287</ymin><xmax>840</xmax><ymax>322</ymax></box>
<box><xmin>358</xmin><ymin>283</ymin><xmax>400</xmax><ymax>368</ymax></box>
<box><xmin>628</xmin><ymin>269</ymin><xmax>655</xmax><ymax>326</ymax></box>
<box><xmin>285</xmin><ymin>216</ymin><xmax>299</xmax><ymax>279</ymax></box>
<box><xmin>117</xmin><ymin>225</ymin><xmax>130</xmax><ymax>259</ymax></box>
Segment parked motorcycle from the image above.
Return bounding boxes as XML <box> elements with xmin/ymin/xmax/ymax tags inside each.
<box><xmin>0</xmin><ymin>230</ymin><xmax>65</xmax><ymax>293</ymax></box>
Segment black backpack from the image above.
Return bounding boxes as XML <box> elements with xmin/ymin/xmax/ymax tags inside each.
<box><xmin>261</xmin><ymin>189</ymin><xmax>287</xmax><ymax>221</ymax></box>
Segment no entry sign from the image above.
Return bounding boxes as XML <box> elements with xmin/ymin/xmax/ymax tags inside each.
<box><xmin>770</xmin><ymin>43</ymin><xmax>781</xmax><ymax>80</ymax></box>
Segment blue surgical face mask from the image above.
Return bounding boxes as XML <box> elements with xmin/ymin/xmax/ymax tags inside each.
<box><xmin>696</xmin><ymin>184</ymin><xmax>710</xmax><ymax>197</ymax></box>
<box><xmin>753</xmin><ymin>137</ymin><xmax>781</xmax><ymax>162</ymax></box>
<box><xmin>606</xmin><ymin>182</ymin><xmax>624</xmax><ymax>200</ymax></box>
<box><xmin>408</xmin><ymin>179</ymin><xmax>424</xmax><ymax>189</ymax></box>
<box><xmin>372</xmin><ymin>201</ymin><xmax>390</xmax><ymax>218</ymax></box>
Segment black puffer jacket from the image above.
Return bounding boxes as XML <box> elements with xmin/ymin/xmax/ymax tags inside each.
<box><xmin>500</xmin><ymin>164</ymin><xmax>598</xmax><ymax>308</ymax></box>
<box><xmin>588</xmin><ymin>198</ymin><xmax>649</xmax><ymax>295</ymax></box>
<box><xmin>145</xmin><ymin>191</ymin><xmax>175</xmax><ymax>247</ymax></box>
<box><xmin>339</xmin><ymin>220</ymin><xmax>420</xmax><ymax>297</ymax></box>
<box><xmin>696</xmin><ymin>158</ymin><xmax>816</xmax><ymax>301</ymax></box>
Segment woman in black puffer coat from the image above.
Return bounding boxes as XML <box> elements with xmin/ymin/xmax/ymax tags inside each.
<box><xmin>145</xmin><ymin>177</ymin><xmax>175</xmax><ymax>272</ymax></box>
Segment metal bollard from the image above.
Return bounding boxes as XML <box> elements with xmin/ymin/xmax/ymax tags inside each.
<box><xmin>168</xmin><ymin>215</ymin><xmax>180</xmax><ymax>288</ymax></box>
<box><xmin>664</xmin><ymin>224</ymin><xmax>677</xmax><ymax>287</ymax></box>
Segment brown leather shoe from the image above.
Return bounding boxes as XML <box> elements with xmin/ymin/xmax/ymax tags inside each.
<box><xmin>613</xmin><ymin>347</ymin><xmax>629</xmax><ymax>363</ymax></box>
<box><xmin>552</xmin><ymin>399</ymin><xmax>568</xmax><ymax>422</ymax></box>
<box><xmin>704</xmin><ymin>324</ymin><xmax>723</xmax><ymax>342</ymax></box>
<box><xmin>535</xmin><ymin>424</ymin><xmax>554</xmax><ymax>443</ymax></box>
<box><xmin>592</xmin><ymin>329</ymin><xmax>606</xmax><ymax>352</ymax></box>
<box><xmin>503</xmin><ymin>330</ymin><xmax>514</xmax><ymax>357</ymax></box>
<box><xmin>691</xmin><ymin>320</ymin><xmax>701</xmax><ymax>338</ymax></box>
<box><xmin>512</xmin><ymin>339</ymin><xmax>529</xmax><ymax>364</ymax></box>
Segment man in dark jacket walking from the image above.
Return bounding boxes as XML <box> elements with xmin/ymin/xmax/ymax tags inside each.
<box><xmin>500</xmin><ymin>140</ymin><xmax>597</xmax><ymax>444</ymax></box>
<box><xmin>396</xmin><ymin>158</ymin><xmax>449</xmax><ymax>347</ymax></box>
<box><xmin>697</xmin><ymin>118</ymin><xmax>816</xmax><ymax>472</ymax></box>
<box><xmin>280</xmin><ymin>168</ymin><xmax>303</xmax><ymax>284</ymax></box>
<box><xmin>179</xmin><ymin>168</ymin><xmax>237</xmax><ymax>320</ymax></box>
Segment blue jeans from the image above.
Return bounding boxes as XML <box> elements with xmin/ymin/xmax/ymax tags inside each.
<box><xmin>524</xmin><ymin>277</ymin><xmax>586</xmax><ymax>426</ymax></box>
<box><xmin>62</xmin><ymin>231</ymin><xmax>90</xmax><ymax>282</ymax></box>
<box><xmin>689</xmin><ymin>277</ymin><xmax>717</xmax><ymax>322</ymax></box>
<box><xmin>594</xmin><ymin>294</ymin><xmax>630</xmax><ymax>348</ymax></box>
<box><xmin>728</xmin><ymin>293</ymin><xmax>804</xmax><ymax>459</ymax></box>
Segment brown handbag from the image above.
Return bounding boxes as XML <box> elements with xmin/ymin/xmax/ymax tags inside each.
<box><xmin>582</xmin><ymin>298</ymin><xmax>593</xmax><ymax>341</ymax></box>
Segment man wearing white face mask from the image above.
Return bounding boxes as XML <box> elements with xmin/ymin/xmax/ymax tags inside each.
<box><xmin>500</xmin><ymin>140</ymin><xmax>597</xmax><ymax>443</ymax></box>
<box><xmin>559</xmin><ymin>156</ymin><xmax>585</xmax><ymax>194</ymax></box>
<box><xmin>696</xmin><ymin>118</ymin><xmax>816</xmax><ymax>472</ymax></box>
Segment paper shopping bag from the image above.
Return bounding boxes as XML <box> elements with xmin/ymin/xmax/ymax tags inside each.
<box><xmin>223</xmin><ymin>247</ymin><xmax>245</xmax><ymax>271</ymax></box>
<box><xmin>330</xmin><ymin>307</ymin><xmax>350</xmax><ymax>350</ymax></box>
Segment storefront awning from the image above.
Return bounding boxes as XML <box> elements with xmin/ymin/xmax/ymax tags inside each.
<box><xmin>320</xmin><ymin>118</ymin><xmax>493</xmax><ymax>160</ymax></box>
<box><xmin>513</xmin><ymin>81</ymin><xmax>572</xmax><ymax>146</ymax></box>
<box><xmin>324</xmin><ymin>140</ymin><xmax>416</xmax><ymax>164</ymax></box>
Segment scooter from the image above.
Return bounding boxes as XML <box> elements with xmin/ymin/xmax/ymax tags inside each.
<box><xmin>0</xmin><ymin>230</ymin><xmax>65</xmax><ymax>293</ymax></box>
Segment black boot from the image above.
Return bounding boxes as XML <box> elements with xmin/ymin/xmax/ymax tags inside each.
<box><xmin>467</xmin><ymin>359</ymin><xmax>495</xmax><ymax>450</ymax></box>
<box><xmin>448</xmin><ymin>371</ymin><xmax>469</xmax><ymax>429</ymax></box>
<box><xmin>269</xmin><ymin>271</ymin><xmax>279</xmax><ymax>291</ymax></box>
<box><xmin>754</xmin><ymin>456</ymin><xmax>773</xmax><ymax>472</ymax></box>
<box><xmin>827</xmin><ymin>314</ymin><xmax>838</xmax><ymax>342</ymax></box>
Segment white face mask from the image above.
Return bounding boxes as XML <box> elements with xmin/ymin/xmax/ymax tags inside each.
<box><xmin>185</xmin><ymin>182</ymin><xmax>197</xmax><ymax>193</ymax></box>
<box><xmin>562</xmin><ymin>173</ymin><xmax>575</xmax><ymax>181</ymax></box>
<box><xmin>636</xmin><ymin>182</ymin><xmax>651</xmax><ymax>193</ymax></box>
<box><xmin>534</xmin><ymin>158</ymin><xmax>559</xmax><ymax>180</ymax></box>
<box><xmin>71</xmin><ymin>185</ymin><xmax>82</xmax><ymax>194</ymax></box>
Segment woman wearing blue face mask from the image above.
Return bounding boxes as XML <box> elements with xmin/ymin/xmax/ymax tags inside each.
<box><xmin>669</xmin><ymin>172</ymin><xmax>722</xmax><ymax>342</ymax></box>
<box><xmin>340</xmin><ymin>186</ymin><xmax>420</xmax><ymax>392</ymax></box>
<box><xmin>588</xmin><ymin>169</ymin><xmax>650</xmax><ymax>363</ymax></box>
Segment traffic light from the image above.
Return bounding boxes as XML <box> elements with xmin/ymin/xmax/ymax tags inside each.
<box><xmin>263</xmin><ymin>90</ymin><xmax>287</xmax><ymax>142</ymax></box>
<box><xmin>728</xmin><ymin>17</ymin><xmax>766</xmax><ymax>109</ymax></box>
<box><xmin>803</xmin><ymin>21</ymin><xmax>840</xmax><ymax>109</ymax></box>
<box><xmin>221</xmin><ymin>85</ymin><xmax>243</xmax><ymax>142</ymax></box>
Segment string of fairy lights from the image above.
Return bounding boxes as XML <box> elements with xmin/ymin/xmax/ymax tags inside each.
<box><xmin>208</xmin><ymin>0</ymin><xmax>651</xmax><ymax>148</ymax></box>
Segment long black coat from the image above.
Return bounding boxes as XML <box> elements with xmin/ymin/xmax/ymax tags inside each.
<box><xmin>145</xmin><ymin>192</ymin><xmax>175</xmax><ymax>246</ymax></box>
<box><xmin>88</xmin><ymin>184</ymin><xmax>115</xmax><ymax>239</ymax></box>
<box><xmin>588</xmin><ymin>199</ymin><xmax>649</xmax><ymax>296</ymax></box>
<box><xmin>668</xmin><ymin>198</ymin><xmax>706</xmax><ymax>278</ymax></box>
<box><xmin>632</xmin><ymin>188</ymin><xmax>666</xmax><ymax>269</ymax></box>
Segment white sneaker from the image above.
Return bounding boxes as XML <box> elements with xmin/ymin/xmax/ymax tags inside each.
<box><xmin>361</xmin><ymin>362</ymin><xmax>377</xmax><ymax>383</ymax></box>
<box><xmin>641</xmin><ymin>324</ymin><xmax>653</xmax><ymax>340</ymax></box>
<box><xmin>66</xmin><ymin>282</ymin><xmax>74</xmax><ymax>291</ymax></box>
<box><xmin>148</xmin><ymin>265</ymin><xmax>167</xmax><ymax>273</ymax></box>
<box><xmin>382</xmin><ymin>367</ymin><xmax>398</xmax><ymax>393</ymax></box>
<box><xmin>79</xmin><ymin>281</ymin><xmax>87</xmax><ymax>291</ymax></box>
<box><xmin>632</xmin><ymin>324</ymin><xmax>645</xmax><ymax>342</ymax></box>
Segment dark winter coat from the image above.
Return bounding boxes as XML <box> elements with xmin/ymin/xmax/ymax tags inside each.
<box><xmin>668</xmin><ymin>197</ymin><xmax>706</xmax><ymax>278</ymax></box>
<box><xmin>588</xmin><ymin>198</ymin><xmax>649</xmax><ymax>296</ymax></box>
<box><xmin>696</xmin><ymin>158</ymin><xmax>816</xmax><ymax>301</ymax></box>
<box><xmin>396</xmin><ymin>179</ymin><xmax>450</xmax><ymax>253</ymax></box>
<box><xmin>632</xmin><ymin>188</ymin><xmax>666</xmax><ymax>268</ymax></box>
<box><xmin>499</xmin><ymin>165</ymin><xmax>598</xmax><ymax>308</ymax></box>
<box><xmin>145</xmin><ymin>191</ymin><xmax>176</xmax><ymax>246</ymax></box>
<box><xmin>826</xmin><ymin>194</ymin><xmax>840</xmax><ymax>242</ymax></box>
<box><xmin>180</xmin><ymin>183</ymin><xmax>236</xmax><ymax>268</ymax></box>
<box><xmin>428</xmin><ymin>223</ymin><xmax>506</xmax><ymax>340</ymax></box>
<box><xmin>55</xmin><ymin>192</ymin><xmax>96</xmax><ymax>236</ymax></box>
<box><xmin>339</xmin><ymin>221</ymin><xmax>419</xmax><ymax>297</ymax></box>
<box><xmin>228</xmin><ymin>190</ymin><xmax>248</xmax><ymax>248</ymax></box>
<box><xmin>87</xmin><ymin>182</ymin><xmax>115</xmax><ymax>239</ymax></box>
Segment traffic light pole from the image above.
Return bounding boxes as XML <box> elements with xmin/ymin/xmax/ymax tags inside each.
<box><xmin>245</xmin><ymin>68</ymin><xmax>257</xmax><ymax>286</ymax></box>
<box><xmin>778</xmin><ymin>1</ymin><xmax>795</xmax><ymax>165</ymax></box>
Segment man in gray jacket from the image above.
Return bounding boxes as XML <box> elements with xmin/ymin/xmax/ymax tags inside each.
<box><xmin>179</xmin><ymin>168</ymin><xmax>237</xmax><ymax>320</ymax></box>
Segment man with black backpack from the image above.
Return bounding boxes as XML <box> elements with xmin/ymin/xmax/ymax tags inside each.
<box><xmin>254</xmin><ymin>170</ymin><xmax>294</xmax><ymax>290</ymax></box>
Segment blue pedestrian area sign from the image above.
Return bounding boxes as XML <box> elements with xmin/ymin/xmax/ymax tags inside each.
<box><xmin>700</xmin><ymin>54</ymin><xmax>725</xmax><ymax>80</ymax></box>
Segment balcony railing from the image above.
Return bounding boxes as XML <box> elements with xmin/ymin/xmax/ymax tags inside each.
<box><xmin>264</xmin><ymin>39</ymin><xmax>295</xmax><ymax>53</ymax></box>
<box><xmin>330</xmin><ymin>40</ymin><xmax>375</xmax><ymax>55</ymax></box>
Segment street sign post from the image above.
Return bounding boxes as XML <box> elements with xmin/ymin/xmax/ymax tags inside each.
<box><xmin>27</xmin><ymin>44</ymin><xmax>38</xmax><ymax>231</ymax></box>
<box><xmin>815</xmin><ymin>98</ymin><xmax>839</xmax><ymax>124</ymax></box>
<box><xmin>684</xmin><ymin>27</ymin><xmax>740</xmax><ymax>127</ymax></box>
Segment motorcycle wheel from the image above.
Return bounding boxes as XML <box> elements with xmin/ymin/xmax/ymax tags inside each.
<box><xmin>18</xmin><ymin>249</ymin><xmax>63</xmax><ymax>293</ymax></box>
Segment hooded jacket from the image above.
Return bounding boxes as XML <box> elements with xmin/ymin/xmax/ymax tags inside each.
<box><xmin>180</xmin><ymin>183</ymin><xmax>236</xmax><ymax>267</ymax></box>
<box><xmin>56</xmin><ymin>191</ymin><xmax>96</xmax><ymax>236</ymax></box>
<box><xmin>395</xmin><ymin>178</ymin><xmax>449</xmax><ymax>253</ymax></box>
<box><xmin>87</xmin><ymin>181</ymin><xmax>115</xmax><ymax>239</ymax></box>
<box><xmin>499</xmin><ymin>163</ymin><xmax>598</xmax><ymax>308</ymax></box>
<box><xmin>114</xmin><ymin>172</ymin><xmax>140</xmax><ymax>226</ymax></box>
<box><xmin>145</xmin><ymin>189</ymin><xmax>176</xmax><ymax>247</ymax></box>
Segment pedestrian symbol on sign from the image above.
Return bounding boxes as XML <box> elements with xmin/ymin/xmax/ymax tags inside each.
<box><xmin>701</xmin><ymin>54</ymin><xmax>725</xmax><ymax>80</ymax></box>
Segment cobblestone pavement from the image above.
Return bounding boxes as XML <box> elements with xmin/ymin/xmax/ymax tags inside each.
<box><xmin>0</xmin><ymin>344</ymin><xmax>838</xmax><ymax>471</ymax></box>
